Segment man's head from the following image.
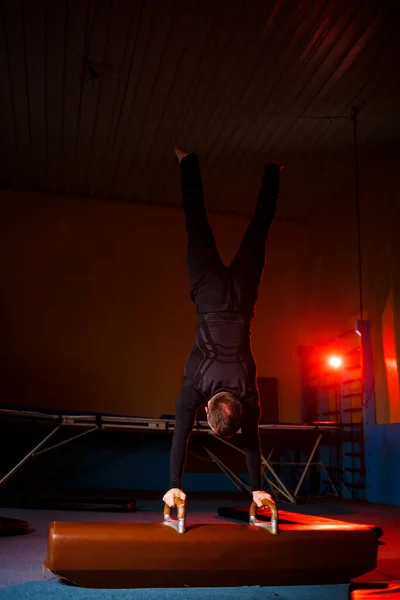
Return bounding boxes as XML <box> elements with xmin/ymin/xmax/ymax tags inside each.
<box><xmin>205</xmin><ymin>391</ymin><xmax>242</xmax><ymax>438</ymax></box>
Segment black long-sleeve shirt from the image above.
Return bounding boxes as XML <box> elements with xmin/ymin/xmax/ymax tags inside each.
<box><xmin>170</xmin><ymin>387</ymin><xmax>261</xmax><ymax>489</ymax></box>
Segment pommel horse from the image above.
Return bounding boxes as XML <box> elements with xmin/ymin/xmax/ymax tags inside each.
<box><xmin>43</xmin><ymin>495</ymin><xmax>379</xmax><ymax>589</ymax></box>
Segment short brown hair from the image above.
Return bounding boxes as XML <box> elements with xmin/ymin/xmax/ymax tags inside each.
<box><xmin>207</xmin><ymin>391</ymin><xmax>242</xmax><ymax>437</ymax></box>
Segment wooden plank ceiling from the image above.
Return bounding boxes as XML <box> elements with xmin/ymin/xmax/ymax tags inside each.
<box><xmin>0</xmin><ymin>0</ymin><xmax>399</xmax><ymax>222</ymax></box>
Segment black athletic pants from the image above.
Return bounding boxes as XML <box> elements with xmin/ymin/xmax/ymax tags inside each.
<box><xmin>169</xmin><ymin>155</ymin><xmax>280</xmax><ymax>491</ymax></box>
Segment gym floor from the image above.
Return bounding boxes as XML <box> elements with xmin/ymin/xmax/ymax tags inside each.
<box><xmin>0</xmin><ymin>496</ymin><xmax>399</xmax><ymax>598</ymax></box>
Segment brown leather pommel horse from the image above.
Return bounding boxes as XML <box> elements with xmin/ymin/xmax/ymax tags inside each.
<box><xmin>43</xmin><ymin>495</ymin><xmax>379</xmax><ymax>589</ymax></box>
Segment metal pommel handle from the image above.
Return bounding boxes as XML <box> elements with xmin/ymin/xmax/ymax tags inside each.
<box><xmin>249</xmin><ymin>497</ymin><xmax>279</xmax><ymax>535</ymax></box>
<box><xmin>163</xmin><ymin>497</ymin><xmax>186</xmax><ymax>534</ymax></box>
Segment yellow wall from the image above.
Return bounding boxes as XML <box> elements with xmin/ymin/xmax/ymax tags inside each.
<box><xmin>304</xmin><ymin>158</ymin><xmax>400</xmax><ymax>423</ymax></box>
<box><xmin>0</xmin><ymin>189</ymin><xmax>306</xmax><ymax>421</ymax></box>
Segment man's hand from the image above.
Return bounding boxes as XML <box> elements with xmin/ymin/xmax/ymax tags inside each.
<box><xmin>162</xmin><ymin>488</ymin><xmax>186</xmax><ymax>508</ymax></box>
<box><xmin>252</xmin><ymin>490</ymin><xmax>274</xmax><ymax>508</ymax></box>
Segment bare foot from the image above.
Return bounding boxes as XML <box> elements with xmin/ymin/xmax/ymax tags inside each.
<box><xmin>174</xmin><ymin>147</ymin><xmax>190</xmax><ymax>163</ymax></box>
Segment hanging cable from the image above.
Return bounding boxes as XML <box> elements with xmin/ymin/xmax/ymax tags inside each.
<box><xmin>351</xmin><ymin>106</ymin><xmax>364</xmax><ymax>324</ymax></box>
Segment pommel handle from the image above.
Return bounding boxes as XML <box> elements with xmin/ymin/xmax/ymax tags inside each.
<box><xmin>163</xmin><ymin>497</ymin><xmax>186</xmax><ymax>534</ymax></box>
<box><xmin>163</xmin><ymin>497</ymin><xmax>186</xmax><ymax>520</ymax></box>
<box><xmin>249</xmin><ymin>497</ymin><xmax>279</xmax><ymax>535</ymax></box>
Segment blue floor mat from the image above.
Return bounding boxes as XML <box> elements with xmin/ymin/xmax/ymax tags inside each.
<box><xmin>0</xmin><ymin>580</ymin><xmax>350</xmax><ymax>600</ymax></box>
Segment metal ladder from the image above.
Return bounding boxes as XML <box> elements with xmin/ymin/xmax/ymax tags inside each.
<box><xmin>301</xmin><ymin>328</ymin><xmax>366</xmax><ymax>499</ymax></box>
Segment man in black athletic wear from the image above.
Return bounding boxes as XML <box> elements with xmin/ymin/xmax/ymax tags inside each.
<box><xmin>163</xmin><ymin>148</ymin><xmax>281</xmax><ymax>509</ymax></box>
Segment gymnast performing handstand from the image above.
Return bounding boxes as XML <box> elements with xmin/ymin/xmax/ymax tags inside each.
<box><xmin>163</xmin><ymin>149</ymin><xmax>282</xmax><ymax>509</ymax></box>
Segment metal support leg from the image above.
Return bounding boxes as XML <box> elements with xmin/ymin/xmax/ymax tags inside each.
<box><xmin>320</xmin><ymin>462</ymin><xmax>340</xmax><ymax>496</ymax></box>
<box><xmin>294</xmin><ymin>433</ymin><xmax>323</xmax><ymax>497</ymax></box>
<box><xmin>209</xmin><ymin>434</ymin><xmax>296</xmax><ymax>503</ymax></box>
<box><xmin>260</xmin><ymin>448</ymin><xmax>292</xmax><ymax>501</ymax></box>
<box><xmin>261</xmin><ymin>455</ymin><xmax>296</xmax><ymax>503</ymax></box>
<box><xmin>0</xmin><ymin>425</ymin><xmax>61</xmax><ymax>488</ymax></box>
<box><xmin>0</xmin><ymin>423</ymin><xmax>99</xmax><ymax>490</ymax></box>
<box><xmin>34</xmin><ymin>426</ymin><xmax>98</xmax><ymax>456</ymax></box>
<box><xmin>202</xmin><ymin>446</ymin><xmax>252</xmax><ymax>493</ymax></box>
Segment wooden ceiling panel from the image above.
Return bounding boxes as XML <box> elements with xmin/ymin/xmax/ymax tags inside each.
<box><xmin>0</xmin><ymin>0</ymin><xmax>399</xmax><ymax>220</ymax></box>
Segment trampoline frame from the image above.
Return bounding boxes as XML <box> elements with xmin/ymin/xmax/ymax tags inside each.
<box><xmin>0</xmin><ymin>409</ymin><xmax>339</xmax><ymax>503</ymax></box>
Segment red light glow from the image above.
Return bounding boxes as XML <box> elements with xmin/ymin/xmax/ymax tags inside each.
<box><xmin>383</xmin><ymin>291</ymin><xmax>399</xmax><ymax>421</ymax></box>
<box><xmin>328</xmin><ymin>355</ymin><xmax>343</xmax><ymax>370</ymax></box>
<box><xmin>385</xmin><ymin>358</ymin><xmax>398</xmax><ymax>370</ymax></box>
